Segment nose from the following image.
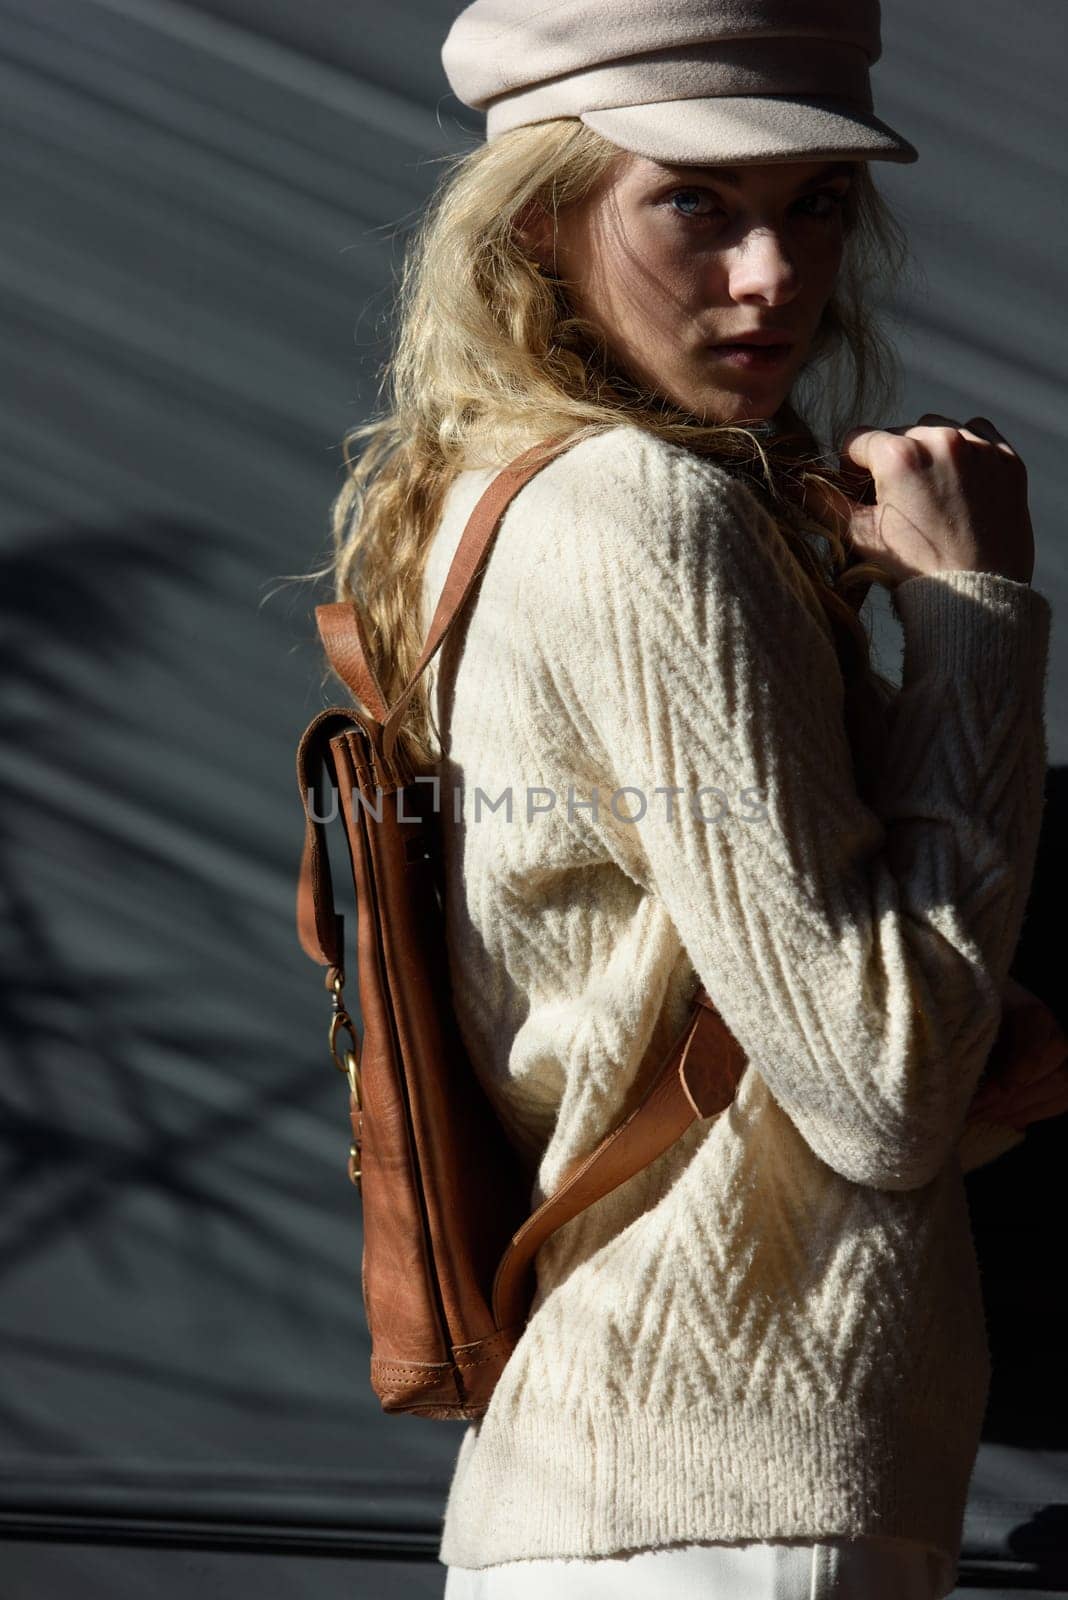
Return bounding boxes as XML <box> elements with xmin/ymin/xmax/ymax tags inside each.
<box><xmin>725</xmin><ymin>226</ymin><xmax>802</xmax><ymax>304</ymax></box>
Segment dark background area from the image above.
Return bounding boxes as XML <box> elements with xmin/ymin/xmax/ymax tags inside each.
<box><xmin>0</xmin><ymin>1</ymin><xmax>1065</xmax><ymax>1595</ymax></box>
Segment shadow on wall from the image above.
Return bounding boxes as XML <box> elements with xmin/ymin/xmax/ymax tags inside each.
<box><xmin>0</xmin><ymin>513</ymin><xmax>463</xmax><ymax>1562</ymax></box>
<box><xmin>0</xmin><ymin>518</ymin><xmax>319</xmax><ymax>1309</ymax></box>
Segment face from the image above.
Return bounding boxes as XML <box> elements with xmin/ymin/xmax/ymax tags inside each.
<box><xmin>523</xmin><ymin>153</ymin><xmax>857</xmax><ymax>424</ymax></box>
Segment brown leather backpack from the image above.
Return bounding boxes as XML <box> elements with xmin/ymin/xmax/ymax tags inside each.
<box><xmin>294</xmin><ymin>433</ymin><xmax>748</xmax><ymax>1420</ymax></box>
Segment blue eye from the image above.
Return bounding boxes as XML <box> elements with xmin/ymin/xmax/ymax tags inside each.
<box><xmin>666</xmin><ymin>187</ymin><xmax>849</xmax><ymax>222</ymax></box>
<box><xmin>669</xmin><ymin>189</ymin><xmax>717</xmax><ymax>218</ymax></box>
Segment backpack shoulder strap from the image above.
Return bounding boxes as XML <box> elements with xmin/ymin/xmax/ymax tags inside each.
<box><xmin>312</xmin><ymin>432</ymin><xmax>578</xmax><ymax>759</ymax></box>
<box><xmin>491</xmin><ymin>990</ymin><xmax>746</xmax><ymax>1331</ymax></box>
<box><xmin>296</xmin><ymin>432</ymin><xmax>577</xmax><ymax>966</ymax></box>
<box><xmin>315</xmin><ymin>603</ymin><xmax>389</xmax><ymax>723</ymax></box>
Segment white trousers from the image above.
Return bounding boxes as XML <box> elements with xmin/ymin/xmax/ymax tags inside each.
<box><xmin>443</xmin><ymin>1536</ymin><xmax>950</xmax><ymax>1599</ymax></box>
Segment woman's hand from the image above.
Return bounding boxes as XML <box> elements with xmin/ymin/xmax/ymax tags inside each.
<box><xmin>967</xmin><ymin>977</ymin><xmax>1068</xmax><ymax>1132</ymax></box>
<box><xmin>836</xmin><ymin>413</ymin><xmax>1035</xmax><ymax>588</ymax></box>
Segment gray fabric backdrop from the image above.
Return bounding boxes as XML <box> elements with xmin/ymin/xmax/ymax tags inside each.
<box><xmin>1</xmin><ymin>2</ymin><xmax>1065</xmax><ymax>1594</ymax></box>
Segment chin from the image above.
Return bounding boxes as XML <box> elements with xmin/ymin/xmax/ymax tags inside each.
<box><xmin>690</xmin><ymin>389</ymin><xmax>785</xmax><ymax>426</ymax></box>
<box><xmin>656</xmin><ymin>366</ymin><xmax>784</xmax><ymax>423</ymax></box>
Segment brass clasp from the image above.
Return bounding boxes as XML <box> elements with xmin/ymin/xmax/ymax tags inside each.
<box><xmin>328</xmin><ymin>968</ymin><xmax>363</xmax><ymax>1188</ymax></box>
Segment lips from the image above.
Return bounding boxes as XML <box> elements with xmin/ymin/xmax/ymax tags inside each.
<box><xmin>711</xmin><ymin>336</ymin><xmax>795</xmax><ymax>349</ymax></box>
<box><xmin>707</xmin><ymin>341</ymin><xmax>794</xmax><ymax>370</ymax></box>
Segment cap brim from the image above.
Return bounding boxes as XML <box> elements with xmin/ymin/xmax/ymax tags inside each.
<box><xmin>580</xmin><ymin>95</ymin><xmax>918</xmax><ymax>165</ymax></box>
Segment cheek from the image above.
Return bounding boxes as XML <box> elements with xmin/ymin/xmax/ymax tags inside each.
<box><xmin>622</xmin><ymin>227</ymin><xmax>718</xmax><ymax>322</ymax></box>
<box><xmin>635</xmin><ymin>217</ymin><xmax>712</xmax><ymax>287</ymax></box>
<box><xmin>591</xmin><ymin>227</ymin><xmax>705</xmax><ymax>331</ymax></box>
<box><xmin>802</xmin><ymin>225</ymin><xmax>847</xmax><ymax>287</ymax></box>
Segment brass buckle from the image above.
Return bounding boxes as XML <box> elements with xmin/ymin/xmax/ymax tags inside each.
<box><xmin>328</xmin><ymin>969</ymin><xmax>363</xmax><ymax>1188</ymax></box>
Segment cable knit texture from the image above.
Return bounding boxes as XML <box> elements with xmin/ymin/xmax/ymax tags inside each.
<box><xmin>419</xmin><ymin>424</ymin><xmax>1051</xmax><ymax>1582</ymax></box>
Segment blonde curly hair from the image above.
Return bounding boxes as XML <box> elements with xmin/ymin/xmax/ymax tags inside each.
<box><xmin>298</xmin><ymin>118</ymin><xmax>915</xmax><ymax>781</ymax></box>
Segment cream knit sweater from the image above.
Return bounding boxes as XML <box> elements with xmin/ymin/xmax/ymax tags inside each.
<box><xmin>419</xmin><ymin>423</ymin><xmax>1050</xmax><ymax>1578</ymax></box>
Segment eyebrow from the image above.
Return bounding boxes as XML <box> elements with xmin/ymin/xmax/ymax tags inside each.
<box><xmin>652</xmin><ymin>160</ymin><xmax>857</xmax><ymax>188</ymax></box>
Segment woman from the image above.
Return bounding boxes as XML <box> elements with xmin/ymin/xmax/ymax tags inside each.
<box><xmin>317</xmin><ymin>2</ymin><xmax>1056</xmax><ymax>1595</ymax></box>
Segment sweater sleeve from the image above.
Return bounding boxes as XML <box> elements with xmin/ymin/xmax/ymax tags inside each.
<box><xmin>518</xmin><ymin>431</ymin><xmax>1052</xmax><ymax>1192</ymax></box>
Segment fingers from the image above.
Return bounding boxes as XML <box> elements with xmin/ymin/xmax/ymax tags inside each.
<box><xmin>973</xmin><ymin>1032</ymin><xmax>1068</xmax><ymax>1101</ymax></box>
<box><xmin>982</xmin><ymin>1056</ymin><xmax>1068</xmax><ymax>1128</ymax></box>
<box><xmin>841</xmin><ymin>413</ymin><xmax>1019</xmax><ymax>461</ymax></box>
<box><xmin>970</xmin><ymin>1032</ymin><xmax>1068</xmax><ymax>1128</ymax></box>
<box><xmin>838</xmin><ymin>424</ymin><xmax>880</xmax><ymax>473</ymax></box>
<box><xmin>962</xmin><ymin>417</ymin><xmax>1013</xmax><ymax>448</ymax></box>
<box><xmin>916</xmin><ymin>412</ymin><xmax>1020</xmax><ymax>457</ymax></box>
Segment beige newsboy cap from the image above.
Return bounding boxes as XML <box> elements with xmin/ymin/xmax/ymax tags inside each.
<box><xmin>441</xmin><ymin>0</ymin><xmax>918</xmax><ymax>166</ymax></box>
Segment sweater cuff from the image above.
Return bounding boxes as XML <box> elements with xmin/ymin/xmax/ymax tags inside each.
<box><xmin>892</xmin><ymin>570</ymin><xmax>1051</xmax><ymax>694</ymax></box>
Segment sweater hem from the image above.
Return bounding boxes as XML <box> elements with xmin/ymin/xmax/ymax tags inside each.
<box><xmin>438</xmin><ymin>1384</ymin><xmax>982</xmax><ymax>1586</ymax></box>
